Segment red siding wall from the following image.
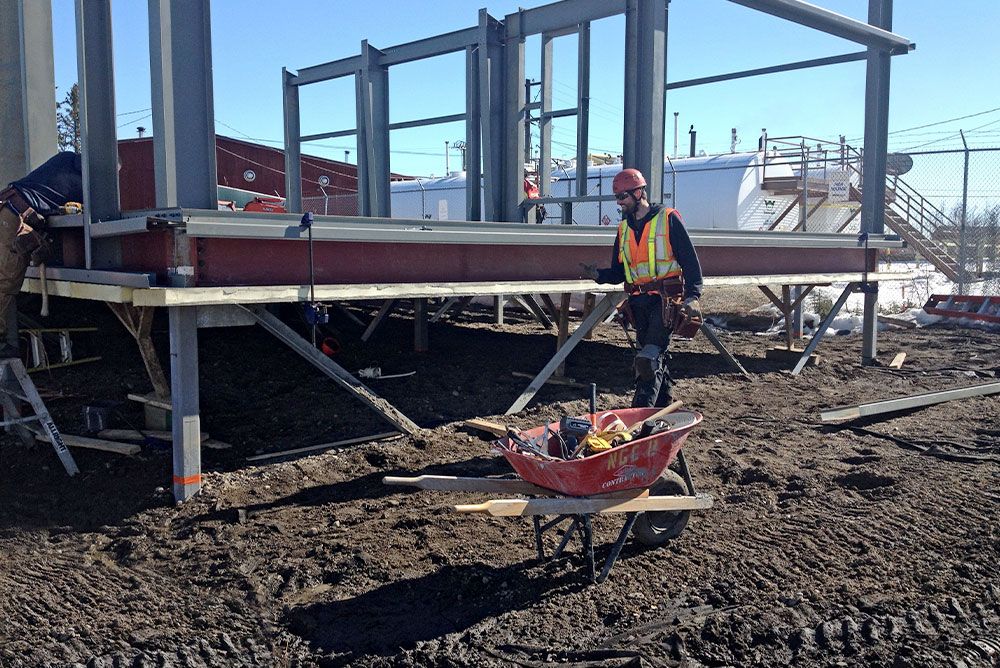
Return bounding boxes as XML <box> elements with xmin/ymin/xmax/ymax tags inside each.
<box><xmin>116</xmin><ymin>136</ymin><xmax>365</xmax><ymax>212</ymax></box>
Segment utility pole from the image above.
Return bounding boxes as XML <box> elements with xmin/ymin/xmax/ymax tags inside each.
<box><xmin>445</xmin><ymin>140</ymin><xmax>450</xmax><ymax>173</ymax></box>
<box><xmin>344</xmin><ymin>150</ymin><xmax>350</xmax><ymax>164</ymax></box>
<box><xmin>453</xmin><ymin>140</ymin><xmax>467</xmax><ymax>171</ymax></box>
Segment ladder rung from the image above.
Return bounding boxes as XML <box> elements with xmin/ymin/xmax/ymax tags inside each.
<box><xmin>0</xmin><ymin>415</ymin><xmax>41</xmax><ymax>428</ymax></box>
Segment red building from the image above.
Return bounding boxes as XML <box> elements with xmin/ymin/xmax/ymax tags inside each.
<box><xmin>117</xmin><ymin>136</ymin><xmax>406</xmax><ymax>215</ymax></box>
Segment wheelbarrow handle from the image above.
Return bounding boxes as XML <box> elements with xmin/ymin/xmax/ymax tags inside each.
<box><xmin>624</xmin><ymin>400</ymin><xmax>683</xmax><ymax>434</ymax></box>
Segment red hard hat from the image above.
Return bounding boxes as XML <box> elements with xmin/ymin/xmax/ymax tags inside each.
<box><xmin>612</xmin><ymin>168</ymin><xmax>646</xmax><ymax>194</ymax></box>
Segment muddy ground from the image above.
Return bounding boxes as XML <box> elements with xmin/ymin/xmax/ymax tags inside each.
<box><xmin>0</xmin><ymin>290</ymin><xmax>998</xmax><ymax>667</ymax></box>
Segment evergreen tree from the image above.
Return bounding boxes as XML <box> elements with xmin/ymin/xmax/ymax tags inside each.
<box><xmin>56</xmin><ymin>83</ymin><xmax>80</xmax><ymax>153</ymax></box>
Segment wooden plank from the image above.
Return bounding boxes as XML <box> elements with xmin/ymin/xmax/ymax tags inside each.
<box><xmin>20</xmin><ymin>278</ymin><xmax>134</xmax><ymax>304</ymax></box>
<box><xmin>880</xmin><ymin>315</ymin><xmax>917</xmax><ymax>329</ymax></box>
<box><xmin>127</xmin><ymin>392</ymin><xmax>172</xmax><ymax>411</ymax></box>
<box><xmin>455</xmin><ymin>493</ymin><xmax>715</xmax><ymax>517</ymax></box>
<box><xmin>245</xmin><ymin>431</ymin><xmax>401</xmax><ymax>461</ymax></box>
<box><xmin>383</xmin><ymin>475</ymin><xmax>552</xmax><ymax>495</ymax></box>
<box><xmin>888</xmin><ymin>352</ymin><xmax>907</xmax><ymax>369</ymax></box>
<box><xmin>820</xmin><ymin>381</ymin><xmax>1000</xmax><ymax>423</ymax></box>
<box><xmin>462</xmin><ymin>419</ymin><xmax>508</xmax><ymax>437</ymax></box>
<box><xmin>36</xmin><ymin>432</ymin><xmax>140</xmax><ymax>455</ymax></box>
<box><xmin>97</xmin><ymin>428</ymin><xmax>209</xmax><ymax>442</ymax></box>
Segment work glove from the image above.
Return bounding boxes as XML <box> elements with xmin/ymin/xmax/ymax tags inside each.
<box><xmin>579</xmin><ymin>262</ymin><xmax>600</xmax><ymax>281</ymax></box>
<box><xmin>681</xmin><ymin>297</ymin><xmax>702</xmax><ymax>321</ymax></box>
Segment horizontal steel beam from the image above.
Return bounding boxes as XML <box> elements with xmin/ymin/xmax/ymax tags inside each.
<box><xmin>23</xmin><ymin>266</ymin><xmax>154</xmax><ymax>287</ymax></box>
<box><xmin>725</xmin><ymin>0</ymin><xmax>913</xmax><ymax>51</ymax></box>
<box><xmin>506</xmin><ymin>0</ymin><xmax>627</xmax><ymax>38</ymax></box>
<box><xmin>389</xmin><ymin>113</ymin><xmax>466</xmax><ymax>131</ymax></box>
<box><xmin>381</xmin><ymin>27</ymin><xmax>479</xmax><ymax>66</ymax></box>
<box><xmin>821</xmin><ymin>381</ymin><xmax>1000</xmax><ymax>422</ymax></box>
<box><xmin>540</xmin><ymin>107</ymin><xmax>577</xmax><ymax>120</ymax></box>
<box><xmin>300</xmin><ymin>128</ymin><xmax>357</xmax><ymax>142</ymax></box>
<box><xmin>289</xmin><ymin>56</ymin><xmax>361</xmax><ymax>87</ymax></box>
<box><xmin>667</xmin><ymin>51</ymin><xmax>870</xmax><ymax>90</ymax></box>
<box><xmin>126</xmin><ymin>208</ymin><xmax>903</xmax><ymax>249</ymax></box>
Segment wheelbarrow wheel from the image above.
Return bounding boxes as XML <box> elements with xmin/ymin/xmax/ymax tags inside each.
<box><xmin>632</xmin><ymin>469</ymin><xmax>690</xmax><ymax>546</ymax></box>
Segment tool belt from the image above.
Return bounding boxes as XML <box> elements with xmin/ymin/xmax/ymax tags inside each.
<box><xmin>623</xmin><ymin>278</ymin><xmax>701</xmax><ymax>339</ymax></box>
<box><xmin>0</xmin><ymin>188</ymin><xmax>51</xmax><ymax>262</ymax></box>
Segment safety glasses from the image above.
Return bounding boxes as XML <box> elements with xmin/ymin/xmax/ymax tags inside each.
<box><xmin>614</xmin><ymin>191</ymin><xmax>632</xmax><ymax>201</ymax></box>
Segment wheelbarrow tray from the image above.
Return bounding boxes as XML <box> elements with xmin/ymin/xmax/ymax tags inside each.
<box><xmin>497</xmin><ymin>407</ymin><xmax>702</xmax><ymax>497</ymax></box>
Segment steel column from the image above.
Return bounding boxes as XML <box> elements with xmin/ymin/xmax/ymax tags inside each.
<box><xmin>282</xmin><ymin>68</ymin><xmax>302</xmax><ymax>213</ymax></box>
<box><xmin>575</xmin><ymin>22</ymin><xmax>591</xmax><ymax>200</ymax></box>
<box><xmin>502</xmin><ymin>11</ymin><xmax>526</xmax><ymax>222</ymax></box>
<box><xmin>539</xmin><ymin>33</ymin><xmax>554</xmax><ymax>198</ymax></box>
<box><xmin>860</xmin><ymin>0</ymin><xmax>892</xmax><ymax>364</ymax></box>
<box><xmin>623</xmin><ymin>0</ymin><xmax>667</xmax><ymax>202</ymax></box>
<box><xmin>169</xmin><ymin>306</ymin><xmax>201</xmax><ymax>502</ymax></box>
<box><xmin>465</xmin><ymin>46</ymin><xmax>482</xmax><ymax>221</ymax></box>
<box><xmin>355</xmin><ymin>41</ymin><xmax>390</xmax><ymax>217</ymax></box>
<box><xmin>478</xmin><ymin>10</ymin><xmax>505</xmax><ymax>222</ymax></box>
<box><xmin>75</xmin><ymin>0</ymin><xmax>121</xmax><ymax>272</ymax></box>
<box><xmin>0</xmin><ymin>0</ymin><xmax>57</xmax><ymax>186</ymax></box>
<box><xmin>148</xmin><ymin>0</ymin><xmax>218</xmax><ymax>209</ymax></box>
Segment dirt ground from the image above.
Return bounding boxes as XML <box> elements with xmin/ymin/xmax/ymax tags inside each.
<box><xmin>1</xmin><ymin>289</ymin><xmax>998</xmax><ymax>667</ymax></box>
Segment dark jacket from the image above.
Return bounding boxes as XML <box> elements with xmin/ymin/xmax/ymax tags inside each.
<box><xmin>8</xmin><ymin>152</ymin><xmax>84</xmax><ymax>216</ymax></box>
<box><xmin>594</xmin><ymin>203</ymin><xmax>703</xmax><ymax>301</ymax></box>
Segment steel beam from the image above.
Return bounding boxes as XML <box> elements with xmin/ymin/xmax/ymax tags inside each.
<box><xmin>623</xmin><ymin>0</ymin><xmax>667</xmax><ymax>203</ymax></box>
<box><xmin>0</xmin><ymin>0</ymin><xmax>57</xmax><ymax>186</ymax></box>
<box><xmin>821</xmin><ymin>381</ymin><xmax>1000</xmax><ymax>423</ymax></box>
<box><xmin>790</xmin><ymin>282</ymin><xmax>856</xmax><ymax>376</ymax></box>
<box><xmin>502</xmin><ymin>11</ymin><xmax>526</xmax><ymax>222</ymax></box>
<box><xmin>724</xmin><ymin>0</ymin><xmax>912</xmax><ymax>51</ymax></box>
<box><xmin>390</xmin><ymin>113</ymin><xmax>466</xmax><ymax>132</ymax></box>
<box><xmin>242</xmin><ymin>304</ymin><xmax>420</xmax><ymax>434</ymax></box>
<box><xmin>355</xmin><ymin>41</ymin><xmax>390</xmax><ymax>217</ymax></box>
<box><xmin>282</xmin><ymin>68</ymin><xmax>302</xmax><ymax>213</ymax></box>
<box><xmin>465</xmin><ymin>46</ymin><xmax>482</xmax><ymax>220</ymax></box>
<box><xmin>148</xmin><ymin>0</ymin><xmax>218</xmax><ymax>209</ymax></box>
<box><xmin>539</xmin><ymin>32</ymin><xmax>554</xmax><ymax>199</ymax></box>
<box><xmin>479</xmin><ymin>10</ymin><xmax>505</xmax><ymax>222</ymax></box>
<box><xmin>861</xmin><ymin>0</ymin><xmax>893</xmax><ymax>363</ymax></box>
<box><xmin>507</xmin><ymin>0</ymin><xmax>627</xmax><ymax>38</ymax></box>
<box><xmin>169</xmin><ymin>306</ymin><xmax>201</xmax><ymax>502</ymax></box>
<box><xmin>667</xmin><ymin>52</ymin><xmax>869</xmax><ymax>90</ymax></box>
<box><xmin>300</xmin><ymin>129</ymin><xmax>357</xmax><ymax>143</ymax></box>
<box><xmin>575</xmin><ymin>22</ymin><xmax>591</xmax><ymax>201</ymax></box>
<box><xmin>291</xmin><ymin>56</ymin><xmax>361</xmax><ymax>87</ymax></box>
<box><xmin>506</xmin><ymin>291</ymin><xmax>624</xmax><ymax>413</ymax></box>
<box><xmin>381</xmin><ymin>27</ymin><xmax>479</xmax><ymax>66</ymax></box>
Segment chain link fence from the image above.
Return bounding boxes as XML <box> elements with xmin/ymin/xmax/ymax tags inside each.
<box><xmin>898</xmin><ymin>147</ymin><xmax>1000</xmax><ymax>292</ymax></box>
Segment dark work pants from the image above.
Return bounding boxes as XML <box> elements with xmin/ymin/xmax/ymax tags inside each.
<box><xmin>628</xmin><ymin>293</ymin><xmax>673</xmax><ymax>408</ymax></box>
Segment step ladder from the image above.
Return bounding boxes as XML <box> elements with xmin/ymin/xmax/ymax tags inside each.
<box><xmin>22</xmin><ymin>327</ymin><xmax>101</xmax><ymax>372</ymax></box>
<box><xmin>0</xmin><ymin>357</ymin><xmax>78</xmax><ymax>475</ymax></box>
<box><xmin>923</xmin><ymin>294</ymin><xmax>1000</xmax><ymax>325</ymax></box>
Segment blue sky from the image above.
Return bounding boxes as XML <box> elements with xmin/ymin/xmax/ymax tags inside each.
<box><xmin>51</xmin><ymin>0</ymin><xmax>1000</xmax><ymax>179</ymax></box>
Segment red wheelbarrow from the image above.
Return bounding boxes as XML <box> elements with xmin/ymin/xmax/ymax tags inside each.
<box><xmin>384</xmin><ymin>403</ymin><xmax>713</xmax><ymax>583</ymax></box>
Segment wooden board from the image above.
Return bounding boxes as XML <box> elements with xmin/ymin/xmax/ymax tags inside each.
<box><xmin>36</xmin><ymin>433</ymin><xmax>140</xmax><ymax>455</ymax></box>
<box><xmin>455</xmin><ymin>493</ymin><xmax>715</xmax><ymax>517</ymax></box>
<box><xmin>98</xmin><ymin>428</ymin><xmax>208</xmax><ymax>442</ymax></box>
<box><xmin>462</xmin><ymin>419</ymin><xmax>508</xmax><ymax>437</ymax></box>
<box><xmin>383</xmin><ymin>475</ymin><xmax>553</xmax><ymax>496</ymax></box>
<box><xmin>888</xmin><ymin>352</ymin><xmax>907</xmax><ymax>369</ymax></box>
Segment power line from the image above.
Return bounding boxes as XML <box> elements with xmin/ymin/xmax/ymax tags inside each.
<box><xmin>848</xmin><ymin>105</ymin><xmax>1000</xmax><ymax>143</ymax></box>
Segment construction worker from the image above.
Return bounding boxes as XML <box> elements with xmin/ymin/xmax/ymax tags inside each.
<box><xmin>0</xmin><ymin>152</ymin><xmax>83</xmax><ymax>357</ymax></box>
<box><xmin>581</xmin><ymin>167</ymin><xmax>703</xmax><ymax>407</ymax></box>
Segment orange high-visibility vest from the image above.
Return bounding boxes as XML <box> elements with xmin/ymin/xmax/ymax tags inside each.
<box><xmin>617</xmin><ymin>207</ymin><xmax>683</xmax><ymax>286</ymax></box>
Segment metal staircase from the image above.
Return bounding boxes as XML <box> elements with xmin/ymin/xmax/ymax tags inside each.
<box><xmin>762</xmin><ymin>136</ymin><xmax>963</xmax><ymax>281</ymax></box>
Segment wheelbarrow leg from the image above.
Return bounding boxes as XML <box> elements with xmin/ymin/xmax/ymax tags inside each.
<box><xmin>553</xmin><ymin>516</ymin><xmax>580</xmax><ymax>559</ymax></box>
<box><xmin>532</xmin><ymin>516</ymin><xmax>544</xmax><ymax>559</ymax></box>
<box><xmin>581</xmin><ymin>515</ymin><xmax>596</xmax><ymax>583</ymax></box>
<box><xmin>676</xmin><ymin>450</ymin><xmax>697</xmax><ymax>495</ymax></box>
<box><xmin>597</xmin><ymin>512</ymin><xmax>639</xmax><ymax>584</ymax></box>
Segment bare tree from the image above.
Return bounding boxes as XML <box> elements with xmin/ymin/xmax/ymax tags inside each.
<box><xmin>56</xmin><ymin>83</ymin><xmax>80</xmax><ymax>153</ymax></box>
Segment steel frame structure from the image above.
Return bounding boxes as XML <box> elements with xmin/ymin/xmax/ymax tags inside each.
<box><xmin>0</xmin><ymin>0</ymin><xmax>914</xmax><ymax>503</ymax></box>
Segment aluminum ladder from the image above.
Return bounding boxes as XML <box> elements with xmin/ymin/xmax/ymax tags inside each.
<box><xmin>0</xmin><ymin>357</ymin><xmax>78</xmax><ymax>475</ymax></box>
